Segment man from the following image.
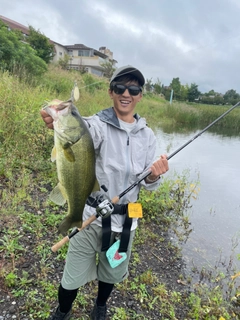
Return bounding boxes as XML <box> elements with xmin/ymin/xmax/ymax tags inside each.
<box><xmin>40</xmin><ymin>65</ymin><xmax>169</xmax><ymax>320</ymax></box>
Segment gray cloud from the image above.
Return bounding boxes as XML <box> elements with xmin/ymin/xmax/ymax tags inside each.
<box><xmin>1</xmin><ymin>0</ymin><xmax>240</xmax><ymax>93</ymax></box>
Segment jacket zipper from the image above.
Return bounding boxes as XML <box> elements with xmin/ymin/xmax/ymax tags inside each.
<box><xmin>122</xmin><ymin>134</ymin><xmax>131</xmax><ymax>203</ymax></box>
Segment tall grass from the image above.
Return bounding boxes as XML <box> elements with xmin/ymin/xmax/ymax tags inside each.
<box><xmin>0</xmin><ymin>67</ymin><xmax>109</xmax><ymax>175</ymax></box>
<box><xmin>136</xmin><ymin>95</ymin><xmax>168</xmax><ymax>125</ymax></box>
<box><xmin>197</xmin><ymin>103</ymin><xmax>240</xmax><ymax>133</ymax></box>
<box><xmin>0</xmin><ymin>71</ymin><xmax>53</xmax><ymax>173</ymax></box>
<box><xmin>138</xmin><ymin>99</ymin><xmax>240</xmax><ymax>135</ymax></box>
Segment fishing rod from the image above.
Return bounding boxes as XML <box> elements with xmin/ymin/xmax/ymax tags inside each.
<box><xmin>51</xmin><ymin>101</ymin><xmax>240</xmax><ymax>252</ymax></box>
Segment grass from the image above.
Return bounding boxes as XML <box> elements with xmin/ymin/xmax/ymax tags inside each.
<box><xmin>136</xmin><ymin>98</ymin><xmax>240</xmax><ymax>135</ymax></box>
<box><xmin>1</xmin><ymin>66</ymin><xmax>240</xmax><ymax>318</ymax></box>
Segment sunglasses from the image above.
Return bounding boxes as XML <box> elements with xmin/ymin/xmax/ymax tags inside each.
<box><xmin>112</xmin><ymin>84</ymin><xmax>142</xmax><ymax>96</ymax></box>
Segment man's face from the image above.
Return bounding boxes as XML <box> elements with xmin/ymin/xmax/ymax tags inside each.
<box><xmin>108</xmin><ymin>81</ymin><xmax>142</xmax><ymax>120</ymax></box>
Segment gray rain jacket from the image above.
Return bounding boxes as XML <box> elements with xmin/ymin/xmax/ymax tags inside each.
<box><xmin>83</xmin><ymin>107</ymin><xmax>161</xmax><ymax>232</ymax></box>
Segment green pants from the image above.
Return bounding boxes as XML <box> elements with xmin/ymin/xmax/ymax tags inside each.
<box><xmin>61</xmin><ymin>224</ymin><xmax>135</xmax><ymax>290</ymax></box>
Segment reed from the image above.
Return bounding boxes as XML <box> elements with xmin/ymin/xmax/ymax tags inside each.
<box><xmin>197</xmin><ymin>103</ymin><xmax>240</xmax><ymax>132</ymax></box>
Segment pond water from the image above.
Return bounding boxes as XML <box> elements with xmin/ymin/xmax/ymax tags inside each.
<box><xmin>155</xmin><ymin>126</ymin><xmax>240</xmax><ymax>274</ymax></box>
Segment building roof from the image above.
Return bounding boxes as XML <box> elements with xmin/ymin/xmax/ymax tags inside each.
<box><xmin>65</xmin><ymin>43</ymin><xmax>108</xmax><ymax>59</ymax></box>
<box><xmin>0</xmin><ymin>15</ymin><xmax>55</xmax><ymax>45</ymax></box>
<box><xmin>65</xmin><ymin>43</ymin><xmax>90</xmax><ymax>49</ymax></box>
<box><xmin>0</xmin><ymin>15</ymin><xmax>29</xmax><ymax>35</ymax></box>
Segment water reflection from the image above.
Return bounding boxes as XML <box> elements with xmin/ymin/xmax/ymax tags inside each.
<box><xmin>154</xmin><ymin>126</ymin><xmax>240</xmax><ymax>276</ymax></box>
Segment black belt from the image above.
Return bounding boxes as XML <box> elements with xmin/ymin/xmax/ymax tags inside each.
<box><xmin>86</xmin><ymin>196</ymin><xmax>132</xmax><ymax>252</ymax></box>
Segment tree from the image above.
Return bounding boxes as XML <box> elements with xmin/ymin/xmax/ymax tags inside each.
<box><xmin>223</xmin><ymin>89</ymin><xmax>240</xmax><ymax>105</ymax></box>
<box><xmin>27</xmin><ymin>26</ymin><xmax>55</xmax><ymax>64</ymax></box>
<box><xmin>179</xmin><ymin>84</ymin><xmax>189</xmax><ymax>101</ymax></box>
<box><xmin>161</xmin><ymin>85</ymin><xmax>172</xmax><ymax>100</ymax></box>
<box><xmin>58</xmin><ymin>54</ymin><xmax>71</xmax><ymax>70</ymax></box>
<box><xmin>188</xmin><ymin>83</ymin><xmax>201</xmax><ymax>102</ymax></box>
<box><xmin>170</xmin><ymin>77</ymin><xmax>181</xmax><ymax>100</ymax></box>
<box><xmin>153</xmin><ymin>78</ymin><xmax>162</xmax><ymax>94</ymax></box>
<box><xmin>213</xmin><ymin>95</ymin><xmax>224</xmax><ymax>105</ymax></box>
<box><xmin>145</xmin><ymin>78</ymin><xmax>154</xmax><ymax>92</ymax></box>
<box><xmin>100</xmin><ymin>61</ymin><xmax>116</xmax><ymax>79</ymax></box>
<box><xmin>0</xmin><ymin>20</ymin><xmax>47</xmax><ymax>78</ymax></box>
<box><xmin>201</xmin><ymin>96</ymin><xmax>214</xmax><ymax>105</ymax></box>
<box><xmin>205</xmin><ymin>89</ymin><xmax>216</xmax><ymax>96</ymax></box>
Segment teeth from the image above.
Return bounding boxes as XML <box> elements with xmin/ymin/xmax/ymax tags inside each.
<box><xmin>121</xmin><ymin>100</ymin><xmax>130</xmax><ymax>104</ymax></box>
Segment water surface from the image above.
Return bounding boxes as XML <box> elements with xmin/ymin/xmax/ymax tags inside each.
<box><xmin>155</xmin><ymin>127</ymin><xmax>240</xmax><ymax>273</ymax></box>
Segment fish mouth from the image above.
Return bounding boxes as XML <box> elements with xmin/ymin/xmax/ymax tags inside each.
<box><xmin>43</xmin><ymin>100</ymin><xmax>74</xmax><ymax>121</ymax></box>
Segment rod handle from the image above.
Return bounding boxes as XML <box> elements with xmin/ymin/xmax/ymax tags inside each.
<box><xmin>51</xmin><ymin>236</ymin><xmax>69</xmax><ymax>252</ymax></box>
<box><xmin>51</xmin><ymin>214</ymin><xmax>98</xmax><ymax>252</ymax></box>
<box><xmin>80</xmin><ymin>214</ymin><xmax>98</xmax><ymax>228</ymax></box>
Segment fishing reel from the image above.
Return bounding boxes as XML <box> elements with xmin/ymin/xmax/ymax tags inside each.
<box><xmin>96</xmin><ymin>194</ymin><xmax>114</xmax><ymax>219</ymax></box>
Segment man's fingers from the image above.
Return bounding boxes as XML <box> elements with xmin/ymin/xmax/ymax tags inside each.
<box><xmin>40</xmin><ymin>109</ymin><xmax>48</xmax><ymax>117</ymax></box>
<box><xmin>151</xmin><ymin>156</ymin><xmax>169</xmax><ymax>176</ymax></box>
<box><xmin>45</xmin><ymin>116</ymin><xmax>54</xmax><ymax>125</ymax></box>
<box><xmin>40</xmin><ymin>110</ymin><xmax>54</xmax><ymax>129</ymax></box>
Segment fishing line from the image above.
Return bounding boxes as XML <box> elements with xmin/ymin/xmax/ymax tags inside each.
<box><xmin>77</xmin><ymin>68</ymin><xmax>141</xmax><ymax>91</ymax></box>
<box><xmin>79</xmin><ymin>81</ymin><xmax>103</xmax><ymax>89</ymax></box>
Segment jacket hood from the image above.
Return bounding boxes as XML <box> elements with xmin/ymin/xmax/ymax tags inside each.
<box><xmin>97</xmin><ymin>107</ymin><xmax>146</xmax><ymax>132</ymax></box>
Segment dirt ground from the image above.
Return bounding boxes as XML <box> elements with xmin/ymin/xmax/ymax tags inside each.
<box><xmin>0</xmin><ymin>214</ymin><xmax>191</xmax><ymax>320</ymax></box>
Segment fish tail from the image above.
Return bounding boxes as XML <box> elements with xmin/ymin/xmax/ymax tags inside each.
<box><xmin>58</xmin><ymin>217</ymin><xmax>83</xmax><ymax>236</ymax></box>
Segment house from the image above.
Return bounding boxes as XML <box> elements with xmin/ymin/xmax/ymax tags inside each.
<box><xmin>61</xmin><ymin>43</ymin><xmax>116</xmax><ymax>76</ymax></box>
<box><xmin>0</xmin><ymin>15</ymin><xmax>117</xmax><ymax>77</ymax></box>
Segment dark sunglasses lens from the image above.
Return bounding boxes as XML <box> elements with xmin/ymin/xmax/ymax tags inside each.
<box><xmin>113</xmin><ymin>84</ymin><xmax>126</xmax><ymax>95</ymax></box>
<box><xmin>128</xmin><ymin>86</ymin><xmax>141</xmax><ymax>96</ymax></box>
<box><xmin>113</xmin><ymin>84</ymin><xmax>141</xmax><ymax>96</ymax></box>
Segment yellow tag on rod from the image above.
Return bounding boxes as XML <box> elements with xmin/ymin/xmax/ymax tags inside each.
<box><xmin>128</xmin><ymin>203</ymin><xmax>143</xmax><ymax>218</ymax></box>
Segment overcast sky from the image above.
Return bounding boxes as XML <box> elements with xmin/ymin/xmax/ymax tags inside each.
<box><xmin>1</xmin><ymin>0</ymin><xmax>240</xmax><ymax>94</ymax></box>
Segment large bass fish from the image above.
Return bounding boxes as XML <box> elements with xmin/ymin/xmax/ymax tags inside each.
<box><xmin>43</xmin><ymin>86</ymin><xmax>98</xmax><ymax>235</ymax></box>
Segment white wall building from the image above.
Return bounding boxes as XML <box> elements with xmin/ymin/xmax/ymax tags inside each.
<box><xmin>0</xmin><ymin>15</ymin><xmax>117</xmax><ymax>77</ymax></box>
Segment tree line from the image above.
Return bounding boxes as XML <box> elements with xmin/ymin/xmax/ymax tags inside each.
<box><xmin>1</xmin><ymin>18</ymin><xmax>239</xmax><ymax>106</ymax></box>
<box><xmin>145</xmin><ymin>77</ymin><xmax>240</xmax><ymax>105</ymax></box>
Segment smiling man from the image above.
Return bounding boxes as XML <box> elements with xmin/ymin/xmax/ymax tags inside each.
<box><xmin>108</xmin><ymin>65</ymin><xmax>144</xmax><ymax>122</ymax></box>
<box><xmin>41</xmin><ymin>65</ymin><xmax>169</xmax><ymax>320</ymax></box>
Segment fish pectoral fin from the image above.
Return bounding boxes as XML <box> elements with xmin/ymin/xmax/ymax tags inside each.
<box><xmin>63</xmin><ymin>146</ymin><xmax>75</xmax><ymax>162</ymax></box>
<box><xmin>51</xmin><ymin>146</ymin><xmax>57</xmax><ymax>162</ymax></box>
<box><xmin>49</xmin><ymin>184</ymin><xmax>66</xmax><ymax>206</ymax></box>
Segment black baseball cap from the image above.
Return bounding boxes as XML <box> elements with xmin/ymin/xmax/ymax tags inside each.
<box><xmin>110</xmin><ymin>65</ymin><xmax>145</xmax><ymax>86</ymax></box>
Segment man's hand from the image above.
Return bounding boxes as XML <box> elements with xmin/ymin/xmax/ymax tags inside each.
<box><xmin>146</xmin><ymin>155</ymin><xmax>169</xmax><ymax>183</ymax></box>
<box><xmin>40</xmin><ymin>109</ymin><xmax>54</xmax><ymax>129</ymax></box>
<box><xmin>40</xmin><ymin>99</ymin><xmax>62</xmax><ymax>129</ymax></box>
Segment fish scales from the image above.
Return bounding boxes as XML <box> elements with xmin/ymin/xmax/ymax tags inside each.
<box><xmin>44</xmin><ymin>99</ymin><xmax>97</xmax><ymax>235</ymax></box>
<box><xmin>55</xmin><ymin>121</ymin><xmax>96</xmax><ymax>234</ymax></box>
